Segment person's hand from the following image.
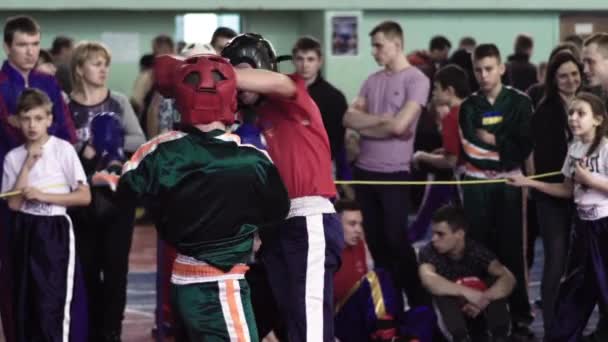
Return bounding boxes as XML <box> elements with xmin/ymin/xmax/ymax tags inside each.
<box><xmin>476</xmin><ymin>129</ymin><xmax>496</xmax><ymax>145</ymax></box>
<box><xmin>25</xmin><ymin>145</ymin><xmax>42</xmax><ymax>170</ymax></box>
<box><xmin>398</xmin><ymin>129</ymin><xmax>414</xmax><ymax>140</ymax></box>
<box><xmin>461</xmin><ymin>287</ymin><xmax>490</xmax><ymax>309</ymax></box>
<box><xmin>253</xmin><ymin>233</ymin><xmax>262</xmax><ymax>253</ymax></box>
<box><xmin>574</xmin><ymin>159</ymin><xmax>595</xmax><ymax>187</ymax></box>
<box><xmin>462</xmin><ymin>303</ymin><xmax>482</xmax><ymax>318</ymax></box>
<box><xmin>476</xmin><ymin>292</ymin><xmax>491</xmax><ymax>312</ymax></box>
<box><xmin>461</xmin><ymin>287</ymin><xmax>483</xmax><ymax>304</ymax></box>
<box><xmin>412</xmin><ymin>151</ymin><xmax>425</xmax><ymax>169</ymax></box>
<box><xmin>7</xmin><ymin>115</ymin><xmax>20</xmax><ymax>128</ymax></box>
<box><xmin>377</xmin><ymin>116</ymin><xmax>412</xmax><ymax>140</ymax></box>
<box><xmin>344</xmin><ymin>130</ymin><xmax>360</xmax><ymax>163</ymax></box>
<box><xmin>506</xmin><ymin>174</ymin><xmax>531</xmax><ymax>187</ymax></box>
<box><xmin>82</xmin><ymin>144</ymin><xmax>96</xmax><ymax>160</ymax></box>
<box><xmin>22</xmin><ymin>187</ymin><xmax>45</xmax><ymax>202</ymax></box>
<box><xmin>377</xmin><ymin>116</ymin><xmax>393</xmax><ymax>129</ymax></box>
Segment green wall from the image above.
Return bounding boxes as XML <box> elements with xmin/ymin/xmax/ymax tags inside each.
<box><xmin>0</xmin><ymin>11</ymin><xmax>176</xmax><ymax>96</ymax></box>
<box><xmin>237</xmin><ymin>10</ymin><xmax>560</xmax><ymax>102</ymax></box>
<box><xmin>0</xmin><ymin>9</ymin><xmax>560</xmax><ymax>102</ymax></box>
<box><xmin>323</xmin><ymin>11</ymin><xmax>560</xmax><ymax>101</ymax></box>
<box><xmin>0</xmin><ymin>10</ymin><xmax>326</xmax><ymax>96</ymax></box>
<box><xmin>241</xmin><ymin>11</ymin><xmax>299</xmax><ymax>74</ymax></box>
<box><xmin>300</xmin><ymin>11</ymin><xmax>325</xmax><ymax>54</ymax></box>
<box><xmin>1</xmin><ymin>0</ymin><xmax>607</xmax><ymax>11</ymax></box>
<box><xmin>241</xmin><ymin>10</ymin><xmax>325</xmax><ymax>74</ymax></box>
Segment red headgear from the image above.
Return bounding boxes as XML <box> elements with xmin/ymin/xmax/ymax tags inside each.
<box><xmin>154</xmin><ymin>54</ymin><xmax>237</xmax><ymax>125</ymax></box>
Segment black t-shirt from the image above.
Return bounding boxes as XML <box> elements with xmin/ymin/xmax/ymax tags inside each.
<box><xmin>307</xmin><ymin>76</ymin><xmax>347</xmax><ymax>161</ymax></box>
<box><xmin>532</xmin><ymin>96</ymin><xmax>570</xmax><ymax>184</ymax></box>
<box><xmin>419</xmin><ymin>239</ymin><xmax>496</xmax><ymax>282</ymax></box>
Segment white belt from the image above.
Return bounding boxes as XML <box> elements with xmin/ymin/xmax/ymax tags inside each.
<box><xmin>287</xmin><ymin>196</ymin><xmax>335</xmax><ymax>219</ymax></box>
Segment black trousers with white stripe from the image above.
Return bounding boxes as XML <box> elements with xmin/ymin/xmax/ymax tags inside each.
<box><xmin>260</xmin><ymin>213</ymin><xmax>344</xmax><ymax>342</ymax></box>
<box><xmin>11</xmin><ymin>212</ymin><xmax>88</xmax><ymax>342</ymax></box>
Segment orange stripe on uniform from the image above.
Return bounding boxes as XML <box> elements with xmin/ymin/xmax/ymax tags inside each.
<box><xmin>131</xmin><ymin>131</ymin><xmax>181</xmax><ymax>163</ymax></box>
<box><xmin>91</xmin><ymin>172</ymin><xmax>120</xmax><ymax>191</ymax></box>
<box><xmin>172</xmin><ymin>262</ymin><xmax>249</xmax><ymax>278</ymax></box>
<box><xmin>123</xmin><ymin>131</ymin><xmax>186</xmax><ymax>172</ymax></box>
<box><xmin>461</xmin><ymin>139</ymin><xmax>500</xmax><ymax>160</ymax></box>
<box><xmin>225</xmin><ymin>280</ymin><xmax>247</xmax><ymax>342</ymax></box>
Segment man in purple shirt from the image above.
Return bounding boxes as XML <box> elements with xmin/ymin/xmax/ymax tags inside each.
<box><xmin>343</xmin><ymin>20</ymin><xmax>430</xmax><ymax>308</ymax></box>
<box><xmin>0</xmin><ymin>16</ymin><xmax>76</xmax><ymax>342</ymax></box>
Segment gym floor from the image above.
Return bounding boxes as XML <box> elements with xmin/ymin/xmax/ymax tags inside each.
<box><xmin>0</xmin><ymin>224</ymin><xmax>599</xmax><ymax>341</ymax></box>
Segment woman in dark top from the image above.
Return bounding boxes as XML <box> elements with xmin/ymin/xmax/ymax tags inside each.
<box><xmin>531</xmin><ymin>50</ymin><xmax>582</xmax><ymax>333</ymax></box>
<box><xmin>68</xmin><ymin>41</ymin><xmax>145</xmax><ymax>342</ymax></box>
<box><xmin>527</xmin><ymin>42</ymin><xmax>581</xmax><ymax>108</ymax></box>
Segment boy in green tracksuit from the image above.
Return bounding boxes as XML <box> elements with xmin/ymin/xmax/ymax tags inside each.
<box><xmin>458</xmin><ymin>43</ymin><xmax>534</xmax><ymax>339</ymax></box>
<box><xmin>116</xmin><ymin>54</ymin><xmax>289</xmax><ymax>341</ymax></box>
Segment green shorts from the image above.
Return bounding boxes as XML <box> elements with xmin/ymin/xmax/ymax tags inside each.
<box><xmin>171</xmin><ymin>279</ymin><xmax>259</xmax><ymax>341</ymax></box>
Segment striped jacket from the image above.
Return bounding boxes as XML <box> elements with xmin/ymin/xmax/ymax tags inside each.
<box><xmin>458</xmin><ymin>86</ymin><xmax>533</xmax><ymax>177</ymax></box>
<box><xmin>117</xmin><ymin>126</ymin><xmax>290</xmax><ymax>271</ymax></box>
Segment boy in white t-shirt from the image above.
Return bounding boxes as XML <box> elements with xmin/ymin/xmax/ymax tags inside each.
<box><xmin>1</xmin><ymin>88</ymin><xmax>91</xmax><ymax>342</ymax></box>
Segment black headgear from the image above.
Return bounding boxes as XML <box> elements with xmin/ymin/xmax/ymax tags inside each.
<box><xmin>221</xmin><ymin>33</ymin><xmax>278</xmax><ymax>71</ymax></box>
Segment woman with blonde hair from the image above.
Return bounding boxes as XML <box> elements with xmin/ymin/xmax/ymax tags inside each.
<box><xmin>68</xmin><ymin>41</ymin><xmax>145</xmax><ymax>342</ymax></box>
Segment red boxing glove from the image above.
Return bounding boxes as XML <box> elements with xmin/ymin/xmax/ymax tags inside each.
<box><xmin>456</xmin><ymin>276</ymin><xmax>488</xmax><ymax>291</ymax></box>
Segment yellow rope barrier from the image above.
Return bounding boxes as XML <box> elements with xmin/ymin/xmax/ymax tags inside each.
<box><xmin>334</xmin><ymin>171</ymin><xmax>562</xmax><ymax>186</ymax></box>
<box><xmin>0</xmin><ymin>171</ymin><xmax>563</xmax><ymax>199</ymax></box>
<box><xmin>0</xmin><ymin>183</ymin><xmax>67</xmax><ymax>199</ymax></box>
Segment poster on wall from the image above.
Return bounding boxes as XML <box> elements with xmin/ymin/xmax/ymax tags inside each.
<box><xmin>331</xmin><ymin>15</ymin><xmax>358</xmax><ymax>56</ymax></box>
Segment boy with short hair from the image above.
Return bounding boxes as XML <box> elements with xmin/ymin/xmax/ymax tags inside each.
<box><xmin>292</xmin><ymin>36</ymin><xmax>350</xmax><ymax>181</ymax></box>
<box><xmin>419</xmin><ymin>205</ymin><xmax>514</xmax><ymax>342</ymax></box>
<box><xmin>409</xmin><ymin>64</ymin><xmax>471</xmax><ymax>242</ymax></box>
<box><xmin>1</xmin><ymin>17</ymin><xmax>78</xmax><ymax>339</ymax></box>
<box><xmin>414</xmin><ymin>64</ymin><xmax>471</xmax><ymax>170</ymax></box>
<box><xmin>2</xmin><ymin>88</ymin><xmax>90</xmax><ymax>342</ymax></box>
<box><xmin>458</xmin><ymin>43</ymin><xmax>534</xmax><ymax>338</ymax></box>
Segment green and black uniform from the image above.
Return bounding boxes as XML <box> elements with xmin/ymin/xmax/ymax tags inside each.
<box><xmin>458</xmin><ymin>85</ymin><xmax>533</xmax><ymax>326</ymax></box>
<box><xmin>118</xmin><ymin>126</ymin><xmax>289</xmax><ymax>341</ymax></box>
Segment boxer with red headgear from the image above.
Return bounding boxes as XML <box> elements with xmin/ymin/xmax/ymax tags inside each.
<box><xmin>117</xmin><ymin>54</ymin><xmax>290</xmax><ymax>341</ymax></box>
<box><xmin>154</xmin><ymin>53</ymin><xmax>237</xmax><ymax>125</ymax></box>
<box><xmin>222</xmin><ymin>33</ymin><xmax>343</xmax><ymax>342</ymax></box>
<box><xmin>418</xmin><ymin>205</ymin><xmax>514</xmax><ymax>342</ymax></box>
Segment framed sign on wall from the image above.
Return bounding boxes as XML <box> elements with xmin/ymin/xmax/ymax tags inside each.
<box><xmin>331</xmin><ymin>15</ymin><xmax>359</xmax><ymax>56</ymax></box>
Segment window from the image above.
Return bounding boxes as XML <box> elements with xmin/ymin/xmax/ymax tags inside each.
<box><xmin>178</xmin><ymin>13</ymin><xmax>240</xmax><ymax>44</ymax></box>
